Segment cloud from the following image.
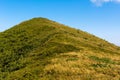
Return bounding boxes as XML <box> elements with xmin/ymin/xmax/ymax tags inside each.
<box><xmin>90</xmin><ymin>0</ymin><xmax>120</xmax><ymax>6</ymax></box>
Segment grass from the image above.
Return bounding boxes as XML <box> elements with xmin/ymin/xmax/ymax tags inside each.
<box><xmin>44</xmin><ymin>51</ymin><xmax>120</xmax><ymax>80</ymax></box>
<box><xmin>0</xmin><ymin>17</ymin><xmax>120</xmax><ymax>80</ymax></box>
<box><xmin>89</xmin><ymin>56</ymin><xmax>115</xmax><ymax>64</ymax></box>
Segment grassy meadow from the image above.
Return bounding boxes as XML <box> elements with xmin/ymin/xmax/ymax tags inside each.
<box><xmin>0</xmin><ymin>18</ymin><xmax>120</xmax><ymax>80</ymax></box>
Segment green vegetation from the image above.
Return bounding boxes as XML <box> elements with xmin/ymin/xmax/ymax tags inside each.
<box><xmin>89</xmin><ymin>56</ymin><xmax>115</xmax><ymax>64</ymax></box>
<box><xmin>0</xmin><ymin>17</ymin><xmax>120</xmax><ymax>80</ymax></box>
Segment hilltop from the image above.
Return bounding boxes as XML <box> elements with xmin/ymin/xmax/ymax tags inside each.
<box><xmin>0</xmin><ymin>18</ymin><xmax>120</xmax><ymax>80</ymax></box>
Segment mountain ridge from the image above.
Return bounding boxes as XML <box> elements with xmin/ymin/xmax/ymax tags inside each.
<box><xmin>0</xmin><ymin>17</ymin><xmax>120</xmax><ymax>80</ymax></box>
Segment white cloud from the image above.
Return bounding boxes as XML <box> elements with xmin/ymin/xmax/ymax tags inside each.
<box><xmin>90</xmin><ymin>0</ymin><xmax>120</xmax><ymax>6</ymax></box>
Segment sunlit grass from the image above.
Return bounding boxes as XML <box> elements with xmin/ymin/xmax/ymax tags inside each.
<box><xmin>44</xmin><ymin>51</ymin><xmax>120</xmax><ymax>80</ymax></box>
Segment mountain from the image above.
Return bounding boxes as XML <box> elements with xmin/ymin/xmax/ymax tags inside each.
<box><xmin>0</xmin><ymin>18</ymin><xmax>120</xmax><ymax>80</ymax></box>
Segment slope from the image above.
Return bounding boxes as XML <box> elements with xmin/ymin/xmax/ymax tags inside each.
<box><xmin>0</xmin><ymin>18</ymin><xmax>120</xmax><ymax>80</ymax></box>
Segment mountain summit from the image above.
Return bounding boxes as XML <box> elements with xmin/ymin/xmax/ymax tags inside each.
<box><xmin>0</xmin><ymin>18</ymin><xmax>120</xmax><ymax>80</ymax></box>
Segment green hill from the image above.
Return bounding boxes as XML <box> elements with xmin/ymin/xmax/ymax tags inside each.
<box><xmin>0</xmin><ymin>18</ymin><xmax>120</xmax><ymax>80</ymax></box>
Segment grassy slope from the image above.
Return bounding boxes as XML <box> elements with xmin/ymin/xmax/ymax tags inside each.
<box><xmin>0</xmin><ymin>18</ymin><xmax>120</xmax><ymax>80</ymax></box>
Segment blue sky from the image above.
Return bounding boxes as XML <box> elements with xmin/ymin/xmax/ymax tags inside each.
<box><xmin>0</xmin><ymin>0</ymin><xmax>120</xmax><ymax>46</ymax></box>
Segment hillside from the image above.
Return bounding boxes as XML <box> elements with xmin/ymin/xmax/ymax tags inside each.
<box><xmin>0</xmin><ymin>18</ymin><xmax>120</xmax><ymax>80</ymax></box>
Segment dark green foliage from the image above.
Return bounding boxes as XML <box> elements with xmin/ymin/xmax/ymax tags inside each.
<box><xmin>89</xmin><ymin>56</ymin><xmax>115</xmax><ymax>64</ymax></box>
<box><xmin>91</xmin><ymin>63</ymin><xmax>109</xmax><ymax>68</ymax></box>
